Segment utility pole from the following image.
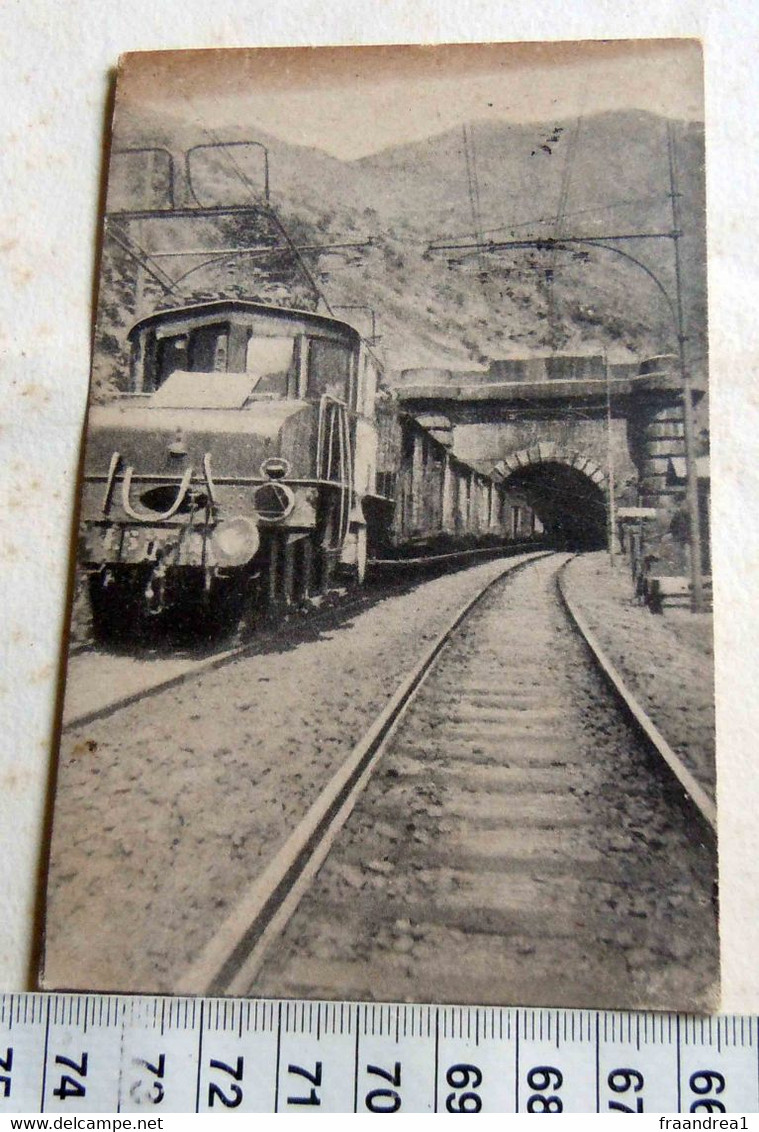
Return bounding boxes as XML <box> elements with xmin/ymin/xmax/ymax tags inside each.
<box><xmin>604</xmin><ymin>349</ymin><xmax>616</xmax><ymax>568</ymax></box>
<box><xmin>427</xmin><ymin>127</ymin><xmax>706</xmax><ymax>610</ymax></box>
<box><xmin>667</xmin><ymin>121</ymin><xmax>704</xmax><ymax>612</ymax></box>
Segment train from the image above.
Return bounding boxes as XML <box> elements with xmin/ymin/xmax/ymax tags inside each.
<box><xmin>78</xmin><ymin>297</ymin><xmax>539</xmax><ymax>639</ymax></box>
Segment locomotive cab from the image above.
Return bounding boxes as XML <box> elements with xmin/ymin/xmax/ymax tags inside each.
<box><xmin>81</xmin><ymin>299</ymin><xmax>380</xmax><ymax>636</ymax></box>
<box><xmin>131</xmin><ymin>306</ymin><xmax>360</xmax><ymax>404</ymax></box>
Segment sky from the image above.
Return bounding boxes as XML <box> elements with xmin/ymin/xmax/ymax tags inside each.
<box><xmin>117</xmin><ymin>40</ymin><xmax>704</xmax><ymax>160</ymax></box>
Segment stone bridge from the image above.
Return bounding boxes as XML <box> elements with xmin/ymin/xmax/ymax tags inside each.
<box><xmin>397</xmin><ymin>353</ymin><xmax>695</xmax><ymax>552</ymax></box>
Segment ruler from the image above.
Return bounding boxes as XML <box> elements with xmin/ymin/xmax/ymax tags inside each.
<box><xmin>0</xmin><ymin>994</ymin><xmax>756</xmax><ymax>1113</ymax></box>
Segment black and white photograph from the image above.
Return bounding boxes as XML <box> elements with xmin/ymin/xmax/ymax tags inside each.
<box><xmin>41</xmin><ymin>41</ymin><xmax>717</xmax><ymax>1011</ymax></box>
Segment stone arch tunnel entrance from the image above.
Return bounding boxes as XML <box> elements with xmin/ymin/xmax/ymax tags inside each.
<box><xmin>398</xmin><ymin>353</ymin><xmax>696</xmax><ymax>559</ymax></box>
<box><xmin>502</xmin><ymin>460</ymin><xmax>608</xmax><ymax>551</ymax></box>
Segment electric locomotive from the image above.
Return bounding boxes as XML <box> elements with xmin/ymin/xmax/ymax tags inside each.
<box><xmin>79</xmin><ymin>296</ymin><xmax>530</xmax><ymax>640</ymax></box>
<box><xmin>80</xmin><ymin>298</ymin><xmax>382</xmax><ymax>636</ymax></box>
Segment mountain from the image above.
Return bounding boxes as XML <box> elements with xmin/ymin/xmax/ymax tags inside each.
<box><xmin>92</xmin><ymin>103</ymin><xmax>707</xmax><ymax>402</ymax></box>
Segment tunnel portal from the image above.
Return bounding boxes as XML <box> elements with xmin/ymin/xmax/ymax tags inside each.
<box><xmin>397</xmin><ymin>354</ymin><xmax>695</xmax><ymax>561</ymax></box>
<box><xmin>504</xmin><ymin>461</ymin><xmax>608</xmax><ymax>551</ymax></box>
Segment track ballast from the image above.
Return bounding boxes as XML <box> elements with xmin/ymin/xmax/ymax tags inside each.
<box><xmin>237</xmin><ymin>553</ymin><xmax>717</xmax><ymax>1011</ymax></box>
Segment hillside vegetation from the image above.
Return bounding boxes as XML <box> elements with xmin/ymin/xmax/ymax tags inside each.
<box><xmin>92</xmin><ymin>103</ymin><xmax>707</xmax><ymax>399</ymax></box>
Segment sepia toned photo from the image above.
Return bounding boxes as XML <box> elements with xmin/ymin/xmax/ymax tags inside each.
<box><xmin>42</xmin><ymin>41</ymin><xmax>717</xmax><ymax>1011</ymax></box>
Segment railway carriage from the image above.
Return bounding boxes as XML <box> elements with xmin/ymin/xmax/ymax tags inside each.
<box><xmin>369</xmin><ymin>406</ymin><xmax>525</xmax><ymax>558</ymax></box>
<box><xmin>79</xmin><ymin>297</ymin><xmax>529</xmax><ymax>639</ymax></box>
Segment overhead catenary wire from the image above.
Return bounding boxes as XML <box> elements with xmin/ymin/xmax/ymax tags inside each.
<box><xmin>106</xmin><ymin>223</ymin><xmax>181</xmax><ymax>297</ymax></box>
<box><xmin>168</xmin><ymin>241</ymin><xmax>371</xmax><ymax>289</ymax></box>
<box><xmin>427</xmin><ymin>193</ymin><xmax>673</xmax><ymax>249</ymax></box>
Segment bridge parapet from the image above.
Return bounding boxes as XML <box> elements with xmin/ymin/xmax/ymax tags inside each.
<box><xmin>397</xmin><ymin>369</ymin><xmax>685</xmax><ymax>409</ymax></box>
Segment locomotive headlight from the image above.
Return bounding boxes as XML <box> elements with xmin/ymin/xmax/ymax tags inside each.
<box><xmin>253</xmin><ymin>481</ymin><xmax>296</xmax><ymax>523</ymax></box>
<box><xmin>210</xmin><ymin>517</ymin><xmax>260</xmax><ymax>566</ymax></box>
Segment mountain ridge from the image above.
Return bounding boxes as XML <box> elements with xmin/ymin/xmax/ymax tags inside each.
<box><xmin>95</xmin><ymin>103</ymin><xmax>707</xmax><ymax>405</ymax></box>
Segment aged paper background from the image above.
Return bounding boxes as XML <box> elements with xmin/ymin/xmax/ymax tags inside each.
<box><xmin>1</xmin><ymin>1</ymin><xmax>757</xmax><ymax>1012</ymax></box>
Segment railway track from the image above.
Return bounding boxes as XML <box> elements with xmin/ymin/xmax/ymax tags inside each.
<box><xmin>61</xmin><ymin>544</ymin><xmax>539</xmax><ymax>731</ymax></box>
<box><xmin>182</xmin><ymin>552</ymin><xmax>717</xmax><ymax>1012</ymax></box>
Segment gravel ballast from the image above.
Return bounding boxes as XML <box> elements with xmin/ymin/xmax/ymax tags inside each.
<box><xmin>562</xmin><ymin>552</ymin><xmax>715</xmax><ymax>801</ymax></box>
<box><xmin>44</xmin><ymin>552</ymin><xmax>543</xmax><ymax>993</ymax></box>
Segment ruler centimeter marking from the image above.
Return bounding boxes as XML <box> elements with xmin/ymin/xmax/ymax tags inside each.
<box><xmin>0</xmin><ymin>994</ymin><xmax>756</xmax><ymax>1113</ymax></box>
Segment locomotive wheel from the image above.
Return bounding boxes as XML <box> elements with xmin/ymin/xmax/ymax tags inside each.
<box><xmin>263</xmin><ymin>532</ymin><xmax>299</xmax><ymax>613</ymax></box>
<box><xmin>282</xmin><ymin>533</ymin><xmax>316</xmax><ymax>605</ymax></box>
<box><xmin>194</xmin><ymin>574</ymin><xmax>252</xmax><ymax>641</ymax></box>
<box><xmin>318</xmin><ymin>545</ymin><xmax>340</xmax><ymax>595</ymax></box>
<box><xmin>296</xmin><ymin>536</ymin><xmax>315</xmax><ymax>603</ymax></box>
<box><xmin>282</xmin><ymin>537</ymin><xmax>297</xmax><ymax>606</ymax></box>
<box><xmin>316</xmin><ymin>504</ymin><xmax>340</xmax><ymax>595</ymax></box>
<box><xmin>233</xmin><ymin>565</ymin><xmax>266</xmax><ymax>637</ymax></box>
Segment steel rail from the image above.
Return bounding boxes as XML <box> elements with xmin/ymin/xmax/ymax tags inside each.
<box><xmin>62</xmin><ymin>546</ymin><xmax>542</xmax><ymax>732</ymax></box>
<box><xmin>61</xmin><ymin>587</ymin><xmax>385</xmax><ymax>733</ymax></box>
<box><xmin>180</xmin><ymin>550</ymin><xmax>717</xmax><ymax>997</ymax></box>
<box><xmin>369</xmin><ymin>541</ymin><xmax>537</xmax><ymax>567</ymax></box>
<box><xmin>556</xmin><ymin>558</ymin><xmax>716</xmax><ymax>846</ymax></box>
<box><xmin>179</xmin><ymin>550</ymin><xmax>552</xmax><ymax>996</ymax></box>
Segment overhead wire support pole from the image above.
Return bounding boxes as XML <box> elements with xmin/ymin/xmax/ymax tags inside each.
<box><xmin>604</xmin><ymin>348</ymin><xmax>616</xmax><ymax>568</ymax></box>
<box><xmin>427</xmin><ymin>172</ymin><xmax>706</xmax><ymax>609</ymax></box>
<box><xmin>549</xmin><ymin>112</ymin><xmax>583</xmax><ymax>347</ymax></box>
<box><xmin>667</xmin><ymin>121</ymin><xmax>704</xmax><ymax>613</ymax></box>
<box><xmin>462</xmin><ymin>124</ymin><xmax>487</xmax><ymax>280</ymax></box>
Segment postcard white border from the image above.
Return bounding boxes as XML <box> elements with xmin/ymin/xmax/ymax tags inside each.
<box><xmin>1</xmin><ymin>0</ymin><xmax>757</xmax><ymax>1012</ymax></box>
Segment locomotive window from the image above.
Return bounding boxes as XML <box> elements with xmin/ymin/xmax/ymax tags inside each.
<box><xmin>156</xmin><ymin>334</ymin><xmax>189</xmax><ymax>384</ymax></box>
<box><xmin>188</xmin><ymin>324</ymin><xmax>229</xmax><ymax>372</ymax></box>
<box><xmin>307</xmin><ymin>338</ymin><xmax>352</xmax><ymax>403</ymax></box>
<box><xmin>154</xmin><ymin>323</ymin><xmax>229</xmax><ymax>386</ymax></box>
<box><xmin>245</xmin><ymin>336</ymin><xmax>297</xmax><ymax>399</ymax></box>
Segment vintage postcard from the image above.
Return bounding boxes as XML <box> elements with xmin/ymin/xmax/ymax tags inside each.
<box><xmin>42</xmin><ymin>41</ymin><xmax>717</xmax><ymax>1011</ymax></box>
